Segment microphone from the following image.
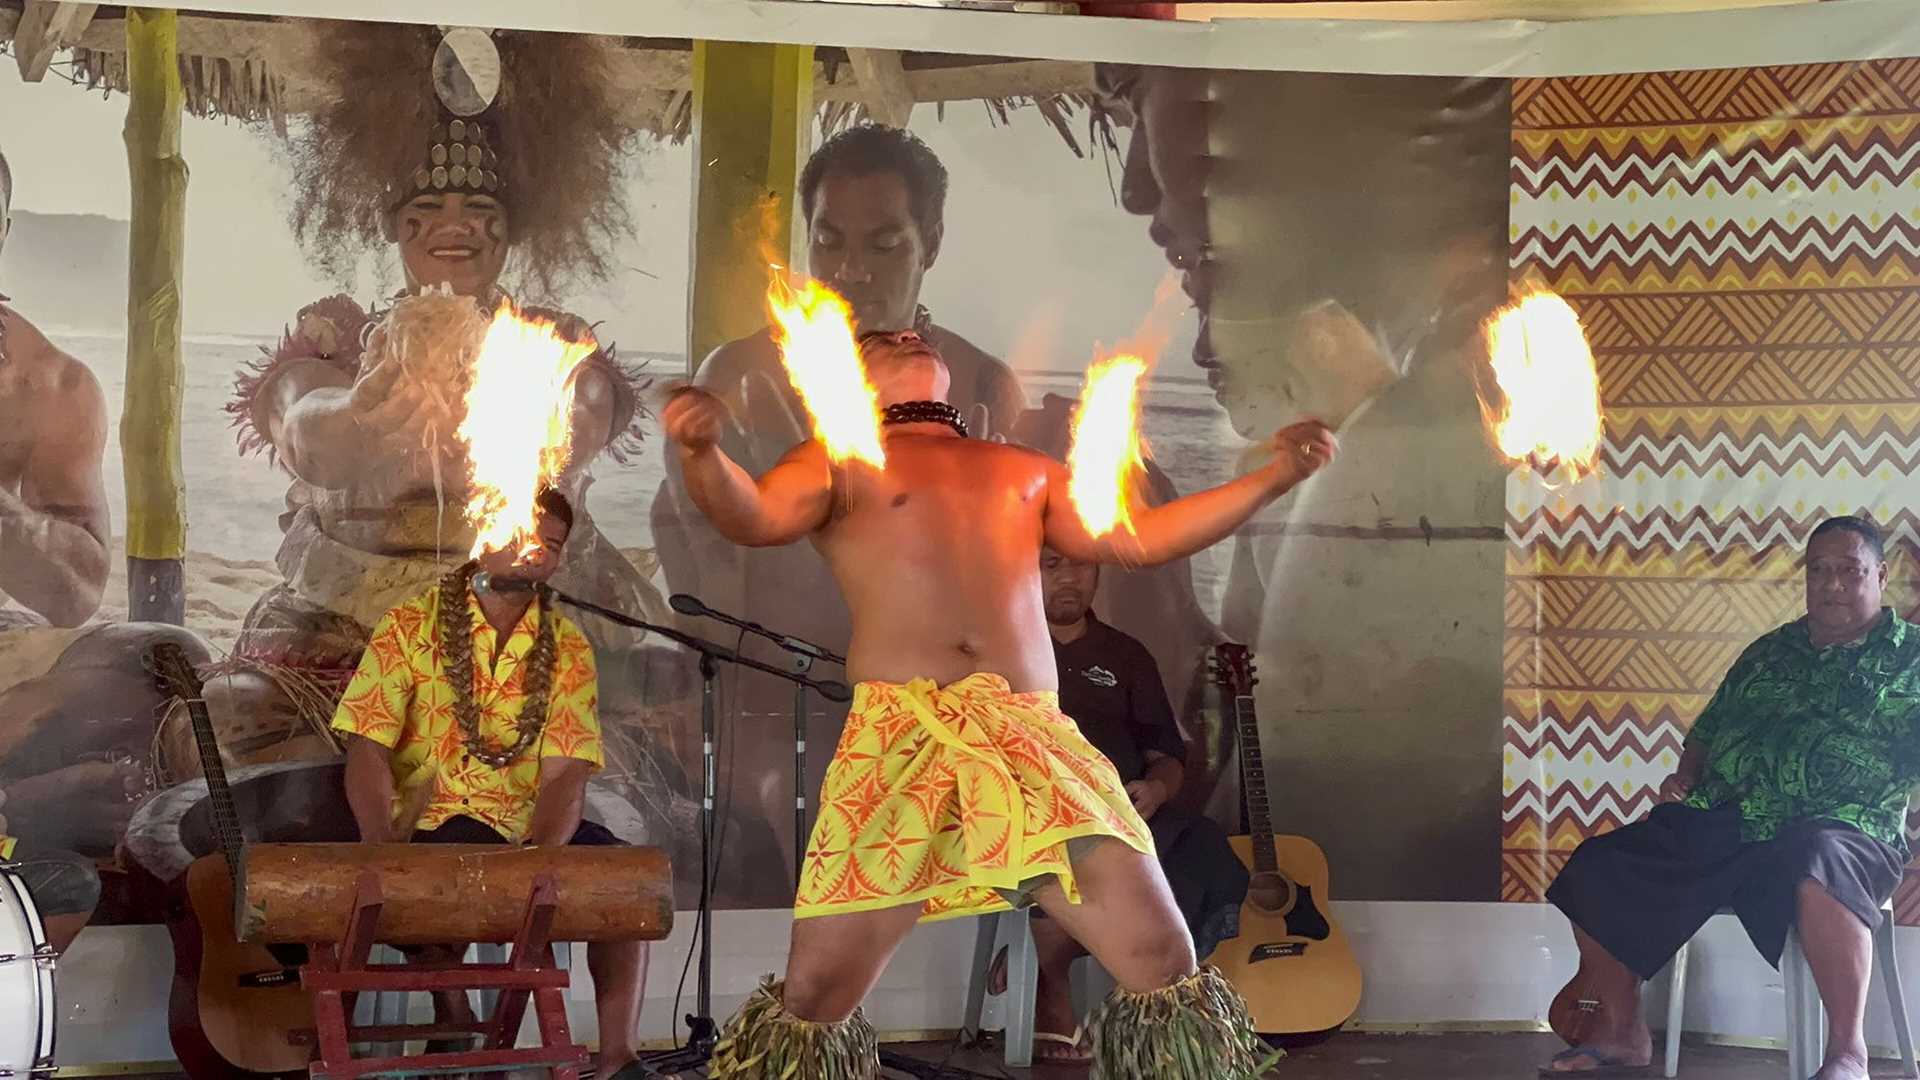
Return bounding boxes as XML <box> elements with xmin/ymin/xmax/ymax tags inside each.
<box><xmin>669</xmin><ymin>593</ymin><xmax>845</xmax><ymax>666</ymax></box>
<box><xmin>472</xmin><ymin>571</ymin><xmax>539</xmax><ymax>595</ymax></box>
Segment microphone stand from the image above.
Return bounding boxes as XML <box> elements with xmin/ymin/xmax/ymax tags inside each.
<box><xmin>531</xmin><ymin>586</ymin><xmax>848</xmax><ymax>1077</ymax></box>
<box><xmin>672</xmin><ymin>597</ymin><xmax>846</xmax><ymax>891</ymax></box>
<box><xmin>792</xmin><ymin>659</ymin><xmax>811</xmax><ymax>891</ymax></box>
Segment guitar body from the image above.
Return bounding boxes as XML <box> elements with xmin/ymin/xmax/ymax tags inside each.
<box><xmin>1212</xmin><ymin>834</ymin><xmax>1363</xmax><ymax>1035</ymax></box>
<box><xmin>165</xmin><ymin>856</ymin><xmax>312</xmax><ymax>1077</ymax></box>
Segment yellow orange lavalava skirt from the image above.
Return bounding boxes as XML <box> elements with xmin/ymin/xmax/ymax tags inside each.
<box><xmin>794</xmin><ymin>672</ymin><xmax>1155</xmax><ymax>922</ymax></box>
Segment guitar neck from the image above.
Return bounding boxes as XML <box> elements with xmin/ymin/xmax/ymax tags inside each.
<box><xmin>181</xmin><ymin>681</ymin><xmax>246</xmax><ymax>874</ymax></box>
<box><xmin>1233</xmin><ymin>692</ymin><xmax>1280</xmax><ymax>874</ymax></box>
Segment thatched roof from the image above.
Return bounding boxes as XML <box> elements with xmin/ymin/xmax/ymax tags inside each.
<box><xmin>0</xmin><ymin>4</ymin><xmax>1111</xmax><ymax>152</ymax></box>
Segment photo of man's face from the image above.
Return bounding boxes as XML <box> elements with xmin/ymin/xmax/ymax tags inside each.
<box><xmin>806</xmin><ymin>169</ymin><xmax>937</xmax><ymax>336</ymax></box>
<box><xmin>1100</xmin><ymin>65</ymin><xmax>1510</xmax><ymax>438</ymax></box>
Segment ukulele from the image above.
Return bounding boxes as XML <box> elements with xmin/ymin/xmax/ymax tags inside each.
<box><xmin>1208</xmin><ymin>643</ymin><xmax>1364</xmax><ymax>1035</ymax></box>
<box><xmin>148</xmin><ymin>643</ymin><xmax>313</xmax><ymax>1077</ymax></box>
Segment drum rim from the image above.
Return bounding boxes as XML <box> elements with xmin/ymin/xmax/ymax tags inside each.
<box><xmin>0</xmin><ymin>866</ymin><xmax>58</xmax><ymax>1068</ymax></box>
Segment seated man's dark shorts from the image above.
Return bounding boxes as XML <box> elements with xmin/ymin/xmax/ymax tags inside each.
<box><xmin>411</xmin><ymin>815</ymin><xmax>624</xmax><ymax>847</ymax></box>
<box><xmin>1546</xmin><ymin>804</ymin><xmax>1904</xmax><ymax>980</ymax></box>
<box><xmin>8</xmin><ymin>846</ymin><xmax>103</xmax><ymax>918</ymax></box>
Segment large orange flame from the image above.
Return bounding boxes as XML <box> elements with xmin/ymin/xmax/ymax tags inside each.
<box><xmin>457</xmin><ymin>302</ymin><xmax>597</xmax><ymax>558</ymax></box>
<box><xmin>1068</xmin><ymin>353</ymin><xmax>1150</xmax><ymax>538</ymax></box>
<box><xmin>1061</xmin><ymin>275</ymin><xmax>1185</xmax><ymax>538</ymax></box>
<box><xmin>768</xmin><ymin>274</ymin><xmax>887</xmax><ymax>469</ymax></box>
<box><xmin>1481</xmin><ymin>288</ymin><xmax>1604</xmax><ymax>479</ymax></box>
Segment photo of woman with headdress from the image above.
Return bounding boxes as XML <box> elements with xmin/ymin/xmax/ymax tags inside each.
<box><xmin>215</xmin><ymin>20</ymin><xmax>695</xmax><ymax>851</ymax></box>
<box><xmin>30</xmin><ymin>22</ymin><xmax>705</xmax><ymax>904</ymax></box>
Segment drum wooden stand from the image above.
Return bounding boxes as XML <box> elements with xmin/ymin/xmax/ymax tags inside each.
<box><xmin>304</xmin><ymin>871</ymin><xmax>585</xmax><ymax>1080</ymax></box>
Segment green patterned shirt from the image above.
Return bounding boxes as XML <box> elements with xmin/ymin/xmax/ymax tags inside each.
<box><xmin>1684</xmin><ymin>608</ymin><xmax>1920</xmax><ymax>853</ymax></box>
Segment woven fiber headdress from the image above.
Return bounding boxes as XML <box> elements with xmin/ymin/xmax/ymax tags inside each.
<box><xmin>278</xmin><ymin>20</ymin><xmax>642</xmax><ymax>300</ymax></box>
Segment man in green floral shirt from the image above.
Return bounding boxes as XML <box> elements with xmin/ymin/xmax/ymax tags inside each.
<box><xmin>1542</xmin><ymin>516</ymin><xmax>1918</xmax><ymax>1080</ymax></box>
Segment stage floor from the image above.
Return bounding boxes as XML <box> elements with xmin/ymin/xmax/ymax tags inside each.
<box><xmin>98</xmin><ymin>1032</ymin><xmax>1893</xmax><ymax>1078</ymax></box>
<box><xmin>883</xmin><ymin>1030</ymin><xmax>1821</xmax><ymax>1078</ymax></box>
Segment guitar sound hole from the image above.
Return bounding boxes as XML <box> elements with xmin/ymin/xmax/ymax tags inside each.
<box><xmin>1247</xmin><ymin>871</ymin><xmax>1295</xmax><ymax>916</ymax></box>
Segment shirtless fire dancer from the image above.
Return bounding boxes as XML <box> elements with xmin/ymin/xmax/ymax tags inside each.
<box><xmin>664</xmin><ymin>329</ymin><xmax>1336</xmax><ymax>1079</ymax></box>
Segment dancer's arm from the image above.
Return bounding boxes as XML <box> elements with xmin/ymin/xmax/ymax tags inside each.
<box><xmin>1044</xmin><ymin>419</ymin><xmax>1336</xmax><ymax>567</ymax></box>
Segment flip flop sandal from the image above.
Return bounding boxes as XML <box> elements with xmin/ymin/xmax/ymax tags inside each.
<box><xmin>1537</xmin><ymin>1047</ymin><xmax>1654</xmax><ymax>1077</ymax></box>
<box><xmin>1034</xmin><ymin>1025</ymin><xmax>1093</xmax><ymax>1066</ymax></box>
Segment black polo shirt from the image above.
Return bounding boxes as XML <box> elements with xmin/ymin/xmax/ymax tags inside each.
<box><xmin>1052</xmin><ymin>612</ymin><xmax>1186</xmax><ymax>784</ymax></box>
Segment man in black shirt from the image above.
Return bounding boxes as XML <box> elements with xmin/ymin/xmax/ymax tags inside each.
<box><xmin>1014</xmin><ymin>547</ymin><xmax>1251</xmax><ymax>1063</ymax></box>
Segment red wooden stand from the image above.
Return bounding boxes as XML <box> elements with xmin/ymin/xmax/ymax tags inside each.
<box><xmin>302</xmin><ymin>870</ymin><xmax>589</xmax><ymax>1079</ymax></box>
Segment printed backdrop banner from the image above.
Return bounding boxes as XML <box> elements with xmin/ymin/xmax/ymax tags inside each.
<box><xmin>1503</xmin><ymin>60</ymin><xmax>1920</xmax><ymax>915</ymax></box>
<box><xmin>0</xmin><ymin>9</ymin><xmax>1916</xmax><ymax>925</ymax></box>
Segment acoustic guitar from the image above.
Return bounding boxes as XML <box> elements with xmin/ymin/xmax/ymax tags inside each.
<box><xmin>148</xmin><ymin>643</ymin><xmax>313</xmax><ymax>1077</ymax></box>
<box><xmin>1208</xmin><ymin>643</ymin><xmax>1364</xmax><ymax>1035</ymax></box>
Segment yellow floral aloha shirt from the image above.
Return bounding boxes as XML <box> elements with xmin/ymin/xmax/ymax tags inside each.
<box><xmin>330</xmin><ymin>583</ymin><xmax>602</xmax><ymax>842</ymax></box>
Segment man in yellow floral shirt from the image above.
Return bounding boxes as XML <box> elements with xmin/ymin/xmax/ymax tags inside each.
<box><xmin>331</xmin><ymin>489</ymin><xmax>649</xmax><ymax>1078</ymax></box>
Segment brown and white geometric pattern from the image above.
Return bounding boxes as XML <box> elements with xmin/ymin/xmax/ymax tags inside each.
<box><xmin>1506</xmin><ymin>59</ymin><xmax>1920</xmax><ymax>917</ymax></box>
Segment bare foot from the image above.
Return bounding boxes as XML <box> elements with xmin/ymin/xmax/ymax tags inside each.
<box><xmin>1811</xmin><ymin>1049</ymin><xmax>1870</xmax><ymax>1080</ymax></box>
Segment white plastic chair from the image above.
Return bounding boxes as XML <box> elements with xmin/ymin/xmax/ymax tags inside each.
<box><xmin>964</xmin><ymin>908</ymin><xmax>1037</xmax><ymax>1066</ymax></box>
<box><xmin>1662</xmin><ymin>902</ymin><xmax>1917</xmax><ymax>1079</ymax></box>
<box><xmin>962</xmin><ymin>907</ymin><xmax>1118</xmax><ymax>1068</ymax></box>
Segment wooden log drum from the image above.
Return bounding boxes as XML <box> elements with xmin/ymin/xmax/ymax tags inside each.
<box><xmin>239</xmin><ymin>843</ymin><xmax>673</xmax><ymax>945</ymax></box>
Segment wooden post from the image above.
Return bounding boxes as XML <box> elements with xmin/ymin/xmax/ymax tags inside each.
<box><xmin>846</xmin><ymin>49</ymin><xmax>914</xmax><ymax>128</ymax></box>
<box><xmin>12</xmin><ymin>3</ymin><xmax>98</xmax><ymax>83</ymax></box>
<box><xmin>686</xmin><ymin>40</ymin><xmax>814</xmax><ymax>371</ymax></box>
<box><xmin>121</xmin><ymin>7</ymin><xmax>188</xmax><ymax>624</ymax></box>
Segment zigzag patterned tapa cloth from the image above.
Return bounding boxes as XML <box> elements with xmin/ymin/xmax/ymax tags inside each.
<box><xmin>794</xmin><ymin>673</ymin><xmax>1153</xmax><ymax>922</ymax></box>
<box><xmin>1503</xmin><ymin>59</ymin><xmax>1920</xmax><ymax>912</ymax></box>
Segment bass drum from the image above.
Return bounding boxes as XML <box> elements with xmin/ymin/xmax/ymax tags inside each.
<box><xmin>0</xmin><ymin>865</ymin><xmax>57</xmax><ymax>1077</ymax></box>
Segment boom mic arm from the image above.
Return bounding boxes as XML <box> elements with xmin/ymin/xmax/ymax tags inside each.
<box><xmin>669</xmin><ymin>593</ymin><xmax>847</xmax><ymax>667</ymax></box>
